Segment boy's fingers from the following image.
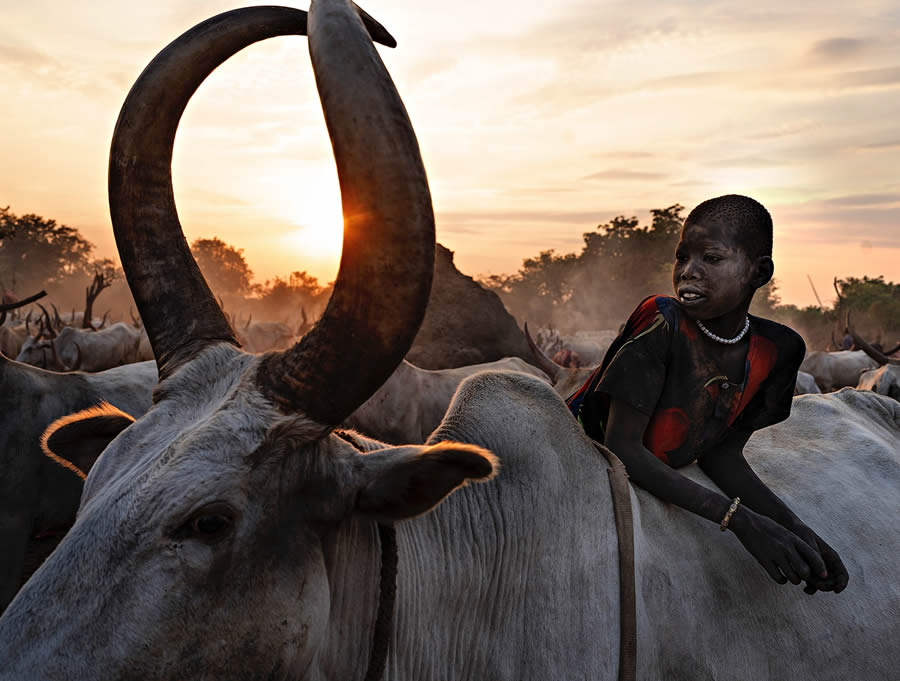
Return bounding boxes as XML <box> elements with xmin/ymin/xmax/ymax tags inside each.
<box><xmin>782</xmin><ymin>566</ymin><xmax>801</xmax><ymax>585</ymax></box>
<box><xmin>763</xmin><ymin>560</ymin><xmax>787</xmax><ymax>584</ymax></box>
<box><xmin>793</xmin><ymin>538</ymin><xmax>827</xmax><ymax>578</ymax></box>
<box><xmin>786</xmin><ymin>550</ymin><xmax>811</xmax><ymax>581</ymax></box>
<box><xmin>803</xmin><ymin>583</ymin><xmax>818</xmax><ymax>595</ymax></box>
<box><xmin>834</xmin><ymin>571</ymin><xmax>849</xmax><ymax>593</ymax></box>
<box><xmin>820</xmin><ymin>544</ymin><xmax>849</xmax><ymax>591</ymax></box>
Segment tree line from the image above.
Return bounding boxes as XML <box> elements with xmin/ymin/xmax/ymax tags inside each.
<box><xmin>0</xmin><ymin>206</ymin><xmax>330</xmax><ymax>327</ymax></box>
<box><xmin>2</xmin><ymin>204</ymin><xmax>897</xmax><ymax>350</ymax></box>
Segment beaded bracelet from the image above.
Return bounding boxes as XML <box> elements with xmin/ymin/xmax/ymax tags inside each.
<box><xmin>719</xmin><ymin>497</ymin><xmax>741</xmax><ymax>531</ymax></box>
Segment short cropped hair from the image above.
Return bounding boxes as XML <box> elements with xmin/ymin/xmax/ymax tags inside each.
<box><xmin>684</xmin><ymin>194</ymin><xmax>773</xmax><ymax>259</ymax></box>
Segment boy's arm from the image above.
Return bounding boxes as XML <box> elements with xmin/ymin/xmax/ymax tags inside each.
<box><xmin>697</xmin><ymin>431</ymin><xmax>798</xmax><ymax>526</ymax></box>
<box><xmin>699</xmin><ymin>431</ymin><xmax>849</xmax><ymax>593</ymax></box>
<box><xmin>605</xmin><ymin>397</ymin><xmax>828</xmax><ymax>588</ymax></box>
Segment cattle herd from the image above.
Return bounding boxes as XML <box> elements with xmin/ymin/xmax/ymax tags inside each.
<box><xmin>0</xmin><ymin>1</ymin><xmax>898</xmax><ymax>679</ymax></box>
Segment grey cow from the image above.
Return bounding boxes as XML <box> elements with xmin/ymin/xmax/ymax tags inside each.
<box><xmin>2</xmin><ymin>3</ymin><xmax>898</xmax><ymax>680</ymax></box>
<box><xmin>345</xmin><ymin>357</ymin><xmax>550</xmax><ymax>443</ymax></box>
<box><xmin>16</xmin><ymin>322</ymin><xmax>144</xmax><ymax>372</ymax></box>
<box><xmin>0</xmin><ymin>355</ymin><xmax>156</xmax><ymax>611</ymax></box>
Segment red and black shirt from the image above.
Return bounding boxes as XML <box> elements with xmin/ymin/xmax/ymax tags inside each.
<box><xmin>566</xmin><ymin>295</ymin><xmax>805</xmax><ymax>468</ymax></box>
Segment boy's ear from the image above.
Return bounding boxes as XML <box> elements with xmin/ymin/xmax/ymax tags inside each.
<box><xmin>355</xmin><ymin>441</ymin><xmax>499</xmax><ymax>522</ymax></box>
<box><xmin>41</xmin><ymin>402</ymin><xmax>136</xmax><ymax>480</ymax></box>
<box><xmin>752</xmin><ymin>255</ymin><xmax>774</xmax><ymax>289</ymax></box>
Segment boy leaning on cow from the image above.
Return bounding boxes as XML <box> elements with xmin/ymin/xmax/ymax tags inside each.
<box><xmin>568</xmin><ymin>194</ymin><xmax>849</xmax><ymax>594</ymax></box>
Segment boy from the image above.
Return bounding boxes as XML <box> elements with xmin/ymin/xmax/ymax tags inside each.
<box><xmin>567</xmin><ymin>195</ymin><xmax>848</xmax><ymax>594</ymax></box>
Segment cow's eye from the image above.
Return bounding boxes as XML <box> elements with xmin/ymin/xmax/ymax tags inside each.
<box><xmin>179</xmin><ymin>503</ymin><xmax>235</xmax><ymax>542</ymax></box>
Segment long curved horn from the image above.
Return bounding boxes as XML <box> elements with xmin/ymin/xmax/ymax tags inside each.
<box><xmin>0</xmin><ymin>290</ymin><xmax>47</xmax><ymax>316</ymax></box>
<box><xmin>37</xmin><ymin>304</ymin><xmax>58</xmax><ymax>340</ymax></box>
<box><xmin>256</xmin><ymin>0</ymin><xmax>434</xmax><ymax>425</ymax></box>
<box><xmin>524</xmin><ymin>322</ymin><xmax>561</xmax><ymax>383</ymax></box>
<box><xmin>847</xmin><ymin>311</ymin><xmax>900</xmax><ymax>366</ymax></box>
<box><xmin>883</xmin><ymin>342</ymin><xmax>900</xmax><ymax>357</ymax></box>
<box><xmin>51</xmin><ymin>303</ymin><xmax>63</xmax><ymax>330</ymax></box>
<box><xmin>108</xmin><ymin>5</ymin><xmax>396</xmax><ymax>377</ymax></box>
<box><xmin>50</xmin><ymin>337</ymin><xmax>74</xmax><ymax>372</ymax></box>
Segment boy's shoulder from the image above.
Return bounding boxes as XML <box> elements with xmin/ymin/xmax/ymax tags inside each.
<box><xmin>629</xmin><ymin>294</ymin><xmax>681</xmax><ymax>327</ymax></box>
<box><xmin>749</xmin><ymin>315</ymin><xmax>806</xmax><ymax>363</ymax></box>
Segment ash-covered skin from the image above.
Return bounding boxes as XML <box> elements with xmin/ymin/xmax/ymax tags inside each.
<box><xmin>673</xmin><ymin>219</ymin><xmax>773</xmax><ymax>336</ymax></box>
<box><xmin>588</xmin><ymin>203</ymin><xmax>849</xmax><ymax>595</ymax></box>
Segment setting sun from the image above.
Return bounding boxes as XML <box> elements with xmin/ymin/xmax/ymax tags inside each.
<box><xmin>281</xmin><ymin>212</ymin><xmax>344</xmax><ymax>260</ymax></box>
<box><xmin>276</xmin><ymin>168</ymin><xmax>345</xmax><ymax>261</ymax></box>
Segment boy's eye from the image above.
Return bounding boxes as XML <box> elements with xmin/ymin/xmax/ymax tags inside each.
<box><xmin>675</xmin><ymin>253</ymin><xmax>687</xmax><ymax>263</ymax></box>
<box><xmin>704</xmin><ymin>254</ymin><xmax>722</xmax><ymax>263</ymax></box>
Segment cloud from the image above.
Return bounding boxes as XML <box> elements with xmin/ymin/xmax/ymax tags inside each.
<box><xmin>857</xmin><ymin>139</ymin><xmax>900</xmax><ymax>150</ymax></box>
<box><xmin>0</xmin><ymin>41</ymin><xmax>57</xmax><ymax>70</ymax></box>
<box><xmin>817</xmin><ymin>193</ymin><xmax>900</xmax><ymax>207</ymax></box>
<box><xmin>746</xmin><ymin>120</ymin><xmax>821</xmax><ymax>140</ymax></box>
<box><xmin>669</xmin><ymin>179</ymin><xmax>713</xmax><ymax>187</ymax></box>
<box><xmin>808</xmin><ymin>37</ymin><xmax>866</xmax><ymax>61</ymax></box>
<box><xmin>707</xmin><ymin>156</ymin><xmax>786</xmax><ymax>168</ymax></box>
<box><xmin>832</xmin><ymin>66</ymin><xmax>900</xmax><ymax>90</ymax></box>
<box><xmin>591</xmin><ymin>151</ymin><xmax>658</xmax><ymax>160</ymax></box>
<box><xmin>438</xmin><ymin>209</ymin><xmax>604</xmax><ymax>226</ymax></box>
<box><xmin>776</xmin><ymin>202</ymin><xmax>900</xmax><ymax>247</ymax></box>
<box><xmin>580</xmin><ymin>169</ymin><xmax>667</xmax><ymax>181</ymax></box>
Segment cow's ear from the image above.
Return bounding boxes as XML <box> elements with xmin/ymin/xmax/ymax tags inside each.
<box><xmin>354</xmin><ymin>441</ymin><xmax>498</xmax><ymax>521</ymax></box>
<box><xmin>41</xmin><ymin>402</ymin><xmax>135</xmax><ymax>480</ymax></box>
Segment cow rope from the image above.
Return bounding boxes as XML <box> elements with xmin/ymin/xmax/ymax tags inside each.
<box><xmin>591</xmin><ymin>439</ymin><xmax>637</xmax><ymax>681</ymax></box>
<box><xmin>364</xmin><ymin>521</ymin><xmax>397</xmax><ymax>681</ymax></box>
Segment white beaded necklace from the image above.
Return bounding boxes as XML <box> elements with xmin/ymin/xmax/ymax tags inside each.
<box><xmin>695</xmin><ymin>316</ymin><xmax>750</xmax><ymax>344</ymax></box>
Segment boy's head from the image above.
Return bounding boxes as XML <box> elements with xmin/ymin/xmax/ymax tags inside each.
<box><xmin>683</xmin><ymin>194</ymin><xmax>773</xmax><ymax>259</ymax></box>
<box><xmin>673</xmin><ymin>194</ymin><xmax>774</xmax><ymax>320</ymax></box>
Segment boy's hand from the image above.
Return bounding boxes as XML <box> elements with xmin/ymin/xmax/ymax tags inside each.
<box><xmin>729</xmin><ymin>507</ymin><xmax>828</xmax><ymax>587</ymax></box>
<box><xmin>787</xmin><ymin>523</ymin><xmax>849</xmax><ymax>594</ymax></box>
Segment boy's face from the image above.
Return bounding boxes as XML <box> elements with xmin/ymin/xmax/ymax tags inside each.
<box><xmin>672</xmin><ymin>220</ymin><xmax>768</xmax><ymax>321</ymax></box>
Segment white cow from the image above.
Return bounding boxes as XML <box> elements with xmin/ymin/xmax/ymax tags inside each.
<box><xmin>2</xmin><ymin>4</ymin><xmax>897</xmax><ymax>680</ymax></box>
<box><xmin>344</xmin><ymin>357</ymin><xmax>550</xmax><ymax>443</ymax></box>
<box><xmin>799</xmin><ymin>350</ymin><xmax>878</xmax><ymax>392</ymax></box>
<box><xmin>238</xmin><ymin>320</ymin><xmax>297</xmax><ymax>353</ymax></box>
<box><xmin>8</xmin><ymin>372</ymin><xmax>900</xmax><ymax>681</ymax></box>
<box><xmin>850</xmin><ymin>327</ymin><xmax>900</xmax><ymax>402</ymax></box>
<box><xmin>0</xmin><ymin>322</ymin><xmax>26</xmax><ymax>359</ymax></box>
<box><xmin>794</xmin><ymin>370</ymin><xmax>821</xmax><ymax>395</ymax></box>
<box><xmin>857</xmin><ymin>365</ymin><xmax>900</xmax><ymax>401</ymax></box>
<box><xmin>16</xmin><ymin>323</ymin><xmax>143</xmax><ymax>372</ymax></box>
<box><xmin>0</xmin><ymin>293</ymin><xmax>45</xmax><ymax>358</ymax></box>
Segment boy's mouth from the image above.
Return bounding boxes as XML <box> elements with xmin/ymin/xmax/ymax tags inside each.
<box><xmin>678</xmin><ymin>289</ymin><xmax>705</xmax><ymax>305</ymax></box>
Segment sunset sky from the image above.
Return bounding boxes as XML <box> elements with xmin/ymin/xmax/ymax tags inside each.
<box><xmin>1</xmin><ymin>0</ymin><xmax>898</xmax><ymax>308</ymax></box>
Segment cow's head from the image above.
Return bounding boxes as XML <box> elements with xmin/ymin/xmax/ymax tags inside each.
<box><xmin>0</xmin><ymin>3</ymin><xmax>497</xmax><ymax>679</ymax></box>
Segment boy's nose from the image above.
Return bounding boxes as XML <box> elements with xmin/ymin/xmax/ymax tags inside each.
<box><xmin>679</xmin><ymin>262</ymin><xmax>701</xmax><ymax>279</ymax></box>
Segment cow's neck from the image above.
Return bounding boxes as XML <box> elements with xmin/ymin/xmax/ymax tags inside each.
<box><xmin>317</xmin><ymin>421</ymin><xmax>623</xmax><ymax>679</ymax></box>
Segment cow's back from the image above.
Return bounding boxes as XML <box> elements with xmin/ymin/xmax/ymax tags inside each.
<box><xmin>414</xmin><ymin>376</ymin><xmax>899</xmax><ymax>680</ymax></box>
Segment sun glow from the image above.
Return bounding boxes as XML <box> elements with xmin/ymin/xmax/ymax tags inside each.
<box><xmin>277</xmin><ymin>170</ymin><xmax>345</xmax><ymax>261</ymax></box>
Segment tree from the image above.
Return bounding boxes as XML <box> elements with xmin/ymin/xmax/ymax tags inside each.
<box><xmin>483</xmin><ymin>204</ymin><xmax>685</xmax><ymax>331</ymax></box>
<box><xmin>255</xmin><ymin>270</ymin><xmax>331</xmax><ymax>325</ymax></box>
<box><xmin>0</xmin><ymin>206</ymin><xmax>94</xmax><ymax>294</ymax></box>
<box><xmin>834</xmin><ymin>276</ymin><xmax>900</xmax><ymax>337</ymax></box>
<box><xmin>190</xmin><ymin>237</ymin><xmax>255</xmax><ymax>299</ymax></box>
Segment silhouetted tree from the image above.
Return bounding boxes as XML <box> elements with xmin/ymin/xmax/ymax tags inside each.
<box><xmin>256</xmin><ymin>270</ymin><xmax>331</xmax><ymax>323</ymax></box>
<box><xmin>482</xmin><ymin>204</ymin><xmax>685</xmax><ymax>330</ymax></box>
<box><xmin>190</xmin><ymin>237</ymin><xmax>255</xmax><ymax>299</ymax></box>
<box><xmin>0</xmin><ymin>206</ymin><xmax>94</xmax><ymax>294</ymax></box>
